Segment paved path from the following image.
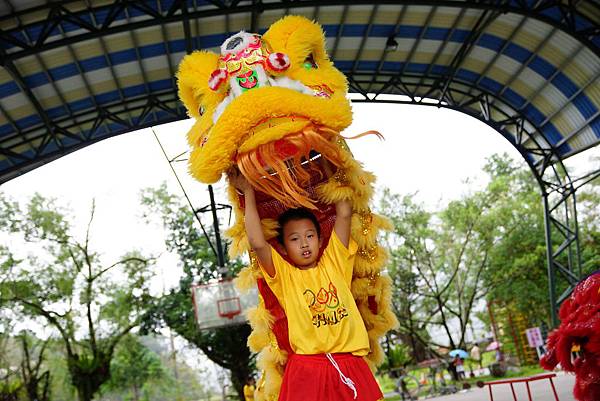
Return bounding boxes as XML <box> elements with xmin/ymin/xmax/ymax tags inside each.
<box><xmin>386</xmin><ymin>372</ymin><xmax>576</xmax><ymax>401</ymax></box>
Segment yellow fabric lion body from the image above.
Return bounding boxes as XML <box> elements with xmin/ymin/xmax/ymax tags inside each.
<box><xmin>177</xmin><ymin>15</ymin><xmax>398</xmax><ymax>401</ymax></box>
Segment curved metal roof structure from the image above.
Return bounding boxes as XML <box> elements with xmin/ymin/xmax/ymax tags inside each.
<box><xmin>0</xmin><ymin>0</ymin><xmax>598</xmax><ymax>185</ymax></box>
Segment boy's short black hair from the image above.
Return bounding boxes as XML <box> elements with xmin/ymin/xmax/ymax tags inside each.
<box><xmin>277</xmin><ymin>208</ymin><xmax>321</xmax><ymax>244</ymax></box>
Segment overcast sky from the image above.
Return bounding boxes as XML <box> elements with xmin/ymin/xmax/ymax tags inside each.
<box><xmin>1</xmin><ymin>100</ymin><xmax>597</xmax><ymax>384</ymax></box>
<box><xmin>4</xmin><ymin>99</ymin><xmax>598</xmax><ymax>288</ymax></box>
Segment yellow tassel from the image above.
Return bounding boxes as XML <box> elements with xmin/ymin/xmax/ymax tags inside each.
<box><xmin>351</xmin><ymin>213</ymin><xmax>393</xmax><ymax>247</ymax></box>
<box><xmin>247</xmin><ymin>303</ymin><xmax>275</xmax><ymax>330</ymax></box>
<box><xmin>354</xmin><ymin>246</ymin><xmax>388</xmax><ymax>277</ymax></box>
<box><xmin>365</xmin><ymin>340</ymin><xmax>386</xmax><ymax>369</ymax></box>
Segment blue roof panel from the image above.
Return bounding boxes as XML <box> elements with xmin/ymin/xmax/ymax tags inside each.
<box><xmin>529</xmin><ymin>56</ymin><xmax>555</xmax><ymax>80</ymax></box>
<box><xmin>0</xmin><ymin>123</ymin><xmax>13</xmax><ymax>137</ymax></box>
<box><xmin>573</xmin><ymin>93</ymin><xmax>597</xmax><ymax>120</ymax></box>
<box><xmin>591</xmin><ymin>116</ymin><xmax>600</xmax><ymax>138</ymax></box>
<box><xmin>15</xmin><ymin>114</ymin><xmax>42</xmax><ymax>130</ymax></box>
<box><xmin>424</xmin><ymin>27</ymin><xmax>450</xmax><ymax>41</ymax></box>
<box><xmin>80</xmin><ymin>55</ymin><xmax>109</xmax><ymax>72</ymax></box>
<box><xmin>478</xmin><ymin>34</ymin><xmax>505</xmax><ymax>52</ymax></box>
<box><xmin>0</xmin><ymin>81</ymin><xmax>20</xmax><ymax>97</ymax></box>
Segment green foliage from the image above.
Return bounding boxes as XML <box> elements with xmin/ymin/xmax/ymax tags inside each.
<box><xmin>18</xmin><ymin>332</ymin><xmax>51</xmax><ymax>401</ymax></box>
<box><xmin>379</xmin><ymin>184</ymin><xmax>495</xmax><ymax>351</ymax></box>
<box><xmin>140</xmin><ymin>184</ymin><xmax>254</xmax><ymax>400</ymax></box>
<box><xmin>380</xmin><ymin>343</ymin><xmax>412</xmax><ymax>372</ymax></box>
<box><xmin>102</xmin><ymin>335</ymin><xmax>167</xmax><ymax>401</ymax></box>
<box><xmin>379</xmin><ymin>151</ymin><xmax>600</xmax><ymax>366</ymax></box>
<box><xmin>577</xmin><ymin>164</ymin><xmax>600</xmax><ymax>276</ymax></box>
<box><xmin>378</xmin><ymin>153</ymin><xmax>567</xmax><ymax>355</ymax></box>
<box><xmin>0</xmin><ymin>379</ymin><xmax>24</xmax><ymax>401</ymax></box>
<box><xmin>480</xmin><ymin>155</ymin><xmax>550</xmax><ymax>324</ymax></box>
<box><xmin>0</xmin><ymin>193</ymin><xmax>156</xmax><ymax>401</ymax></box>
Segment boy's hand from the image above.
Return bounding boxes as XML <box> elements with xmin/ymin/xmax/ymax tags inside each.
<box><xmin>228</xmin><ymin>167</ymin><xmax>275</xmax><ymax>277</ymax></box>
<box><xmin>227</xmin><ymin>168</ymin><xmax>252</xmax><ymax>194</ymax></box>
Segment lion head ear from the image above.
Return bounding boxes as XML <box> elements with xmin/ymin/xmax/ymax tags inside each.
<box><xmin>177</xmin><ymin>51</ymin><xmax>222</xmax><ymax>118</ymax></box>
<box><xmin>262</xmin><ymin>15</ymin><xmax>328</xmax><ymax>71</ymax></box>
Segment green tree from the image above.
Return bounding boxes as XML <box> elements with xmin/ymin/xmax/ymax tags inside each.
<box><xmin>140</xmin><ymin>184</ymin><xmax>254</xmax><ymax>400</ymax></box>
<box><xmin>577</xmin><ymin>158</ymin><xmax>600</xmax><ymax>277</ymax></box>
<box><xmin>379</xmin><ymin>153</ymin><xmax>554</xmax><ymax>354</ymax></box>
<box><xmin>0</xmin><ymin>326</ymin><xmax>24</xmax><ymax>401</ymax></box>
<box><xmin>480</xmin><ymin>154</ymin><xmax>550</xmax><ymax>325</ymax></box>
<box><xmin>0</xmin><ymin>194</ymin><xmax>155</xmax><ymax>401</ymax></box>
<box><xmin>379</xmin><ymin>188</ymin><xmax>493</xmax><ymax>352</ymax></box>
<box><xmin>102</xmin><ymin>335</ymin><xmax>167</xmax><ymax>401</ymax></box>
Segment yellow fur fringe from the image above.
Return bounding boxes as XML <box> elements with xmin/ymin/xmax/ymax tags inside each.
<box><xmin>256</xmin><ymin>346</ymin><xmax>287</xmax><ymax>401</ymax></box>
<box><xmin>234</xmin><ymin>266</ymin><xmax>258</xmax><ymax>292</ymax></box>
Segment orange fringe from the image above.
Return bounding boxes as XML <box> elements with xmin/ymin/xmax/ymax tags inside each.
<box><xmin>236</xmin><ymin>125</ymin><xmax>345</xmax><ymax>209</ymax></box>
<box><xmin>340</xmin><ymin>130</ymin><xmax>385</xmax><ymax>141</ymax></box>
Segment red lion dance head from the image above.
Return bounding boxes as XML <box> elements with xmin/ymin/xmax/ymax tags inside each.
<box><xmin>540</xmin><ymin>271</ymin><xmax>600</xmax><ymax>401</ymax></box>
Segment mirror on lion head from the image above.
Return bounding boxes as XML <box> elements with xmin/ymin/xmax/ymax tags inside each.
<box><xmin>177</xmin><ymin>15</ymin><xmax>354</xmax><ymax>209</ymax></box>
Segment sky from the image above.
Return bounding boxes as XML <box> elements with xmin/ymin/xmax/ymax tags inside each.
<box><xmin>1</xmin><ymin>101</ymin><xmax>539</xmax><ymax>287</ymax></box>
<box><xmin>1</xmin><ymin>99</ymin><xmax>598</xmax><ymax>387</ymax></box>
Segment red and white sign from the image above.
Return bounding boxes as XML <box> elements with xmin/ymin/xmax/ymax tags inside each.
<box><xmin>525</xmin><ymin>327</ymin><xmax>544</xmax><ymax>348</ymax></box>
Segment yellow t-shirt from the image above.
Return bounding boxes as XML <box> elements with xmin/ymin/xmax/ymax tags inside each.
<box><xmin>243</xmin><ymin>384</ymin><xmax>255</xmax><ymax>401</ymax></box>
<box><xmin>261</xmin><ymin>231</ymin><xmax>370</xmax><ymax>355</ymax></box>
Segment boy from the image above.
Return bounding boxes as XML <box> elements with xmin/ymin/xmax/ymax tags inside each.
<box><xmin>229</xmin><ymin>168</ymin><xmax>382</xmax><ymax>401</ymax></box>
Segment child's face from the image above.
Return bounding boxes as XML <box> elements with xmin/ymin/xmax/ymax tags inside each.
<box><xmin>281</xmin><ymin>218</ymin><xmax>322</xmax><ymax>269</ymax></box>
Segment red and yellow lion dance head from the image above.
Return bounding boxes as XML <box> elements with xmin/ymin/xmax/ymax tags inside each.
<box><xmin>541</xmin><ymin>272</ymin><xmax>600</xmax><ymax>401</ymax></box>
<box><xmin>178</xmin><ymin>15</ymin><xmax>352</xmax><ymax>209</ymax></box>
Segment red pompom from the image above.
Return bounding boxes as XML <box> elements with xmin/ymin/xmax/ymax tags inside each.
<box><xmin>267</xmin><ymin>52</ymin><xmax>290</xmax><ymax>71</ymax></box>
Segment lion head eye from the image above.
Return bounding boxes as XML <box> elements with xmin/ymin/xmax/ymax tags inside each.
<box><xmin>199</xmin><ymin>105</ymin><xmax>206</xmax><ymax>116</ymax></box>
<box><xmin>303</xmin><ymin>54</ymin><xmax>318</xmax><ymax>70</ymax></box>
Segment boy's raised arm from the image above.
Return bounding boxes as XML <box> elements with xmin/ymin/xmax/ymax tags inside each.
<box><xmin>321</xmin><ymin>157</ymin><xmax>353</xmax><ymax>248</ymax></box>
<box><xmin>228</xmin><ymin>169</ymin><xmax>275</xmax><ymax>277</ymax></box>
<box><xmin>334</xmin><ymin>198</ymin><xmax>352</xmax><ymax>248</ymax></box>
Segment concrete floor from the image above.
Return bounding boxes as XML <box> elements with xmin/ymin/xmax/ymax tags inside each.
<box><xmin>386</xmin><ymin>372</ymin><xmax>576</xmax><ymax>401</ymax></box>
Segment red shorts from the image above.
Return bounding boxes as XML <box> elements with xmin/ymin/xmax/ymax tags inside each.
<box><xmin>278</xmin><ymin>353</ymin><xmax>383</xmax><ymax>401</ymax></box>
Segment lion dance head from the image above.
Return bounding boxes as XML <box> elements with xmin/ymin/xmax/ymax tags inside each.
<box><xmin>177</xmin><ymin>15</ymin><xmax>397</xmax><ymax>400</ymax></box>
<box><xmin>541</xmin><ymin>271</ymin><xmax>600</xmax><ymax>401</ymax></box>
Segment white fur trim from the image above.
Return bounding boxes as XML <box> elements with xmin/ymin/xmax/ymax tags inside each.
<box><xmin>271</xmin><ymin>76</ymin><xmax>313</xmax><ymax>95</ymax></box>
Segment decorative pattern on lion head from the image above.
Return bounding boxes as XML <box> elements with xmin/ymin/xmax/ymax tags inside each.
<box><xmin>177</xmin><ymin>15</ymin><xmax>397</xmax><ymax>401</ymax></box>
<box><xmin>541</xmin><ymin>272</ymin><xmax>600</xmax><ymax>401</ymax></box>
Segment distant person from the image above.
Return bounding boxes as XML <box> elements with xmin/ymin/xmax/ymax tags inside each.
<box><xmin>471</xmin><ymin>344</ymin><xmax>482</xmax><ymax>369</ymax></box>
<box><xmin>454</xmin><ymin>356</ymin><xmax>465</xmax><ymax>380</ymax></box>
<box><xmin>243</xmin><ymin>377</ymin><xmax>255</xmax><ymax>401</ymax></box>
<box><xmin>447</xmin><ymin>358</ymin><xmax>459</xmax><ymax>381</ymax></box>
